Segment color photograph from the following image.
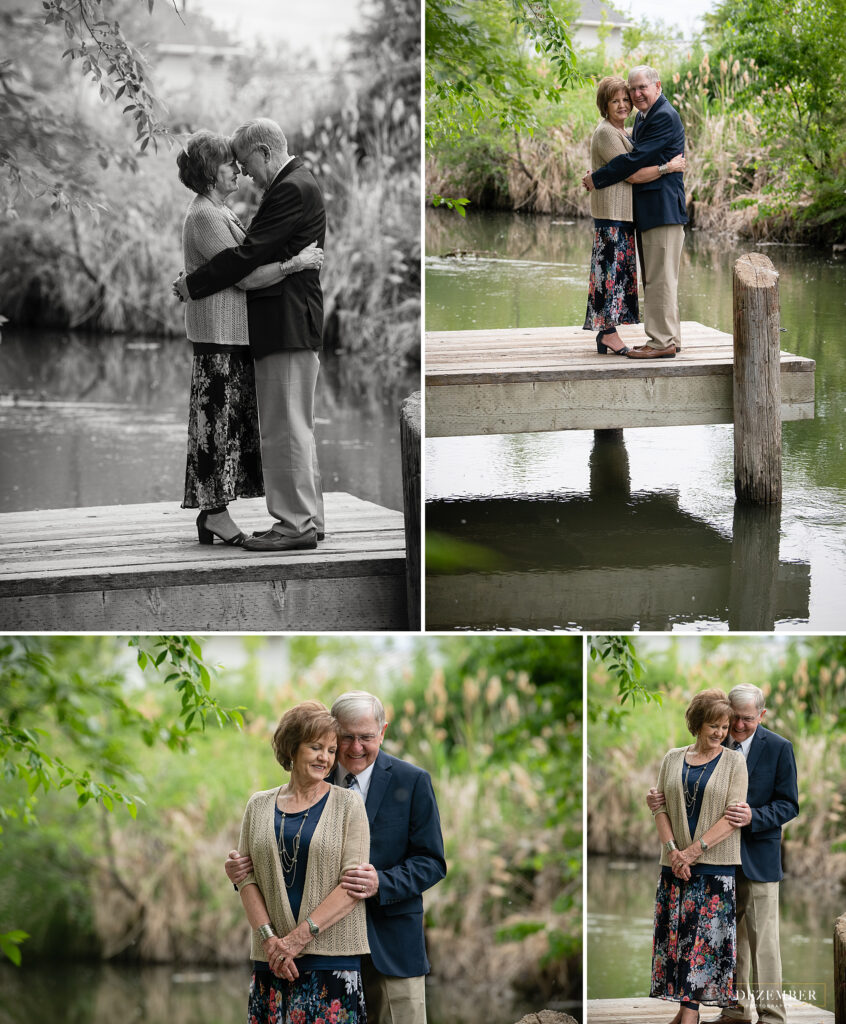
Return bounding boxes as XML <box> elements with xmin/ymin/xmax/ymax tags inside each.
<box><xmin>0</xmin><ymin>634</ymin><xmax>582</xmax><ymax>1024</ymax></box>
<box><xmin>424</xmin><ymin>0</ymin><xmax>845</xmax><ymax>631</ymax></box>
<box><xmin>586</xmin><ymin>635</ymin><xmax>846</xmax><ymax>1023</ymax></box>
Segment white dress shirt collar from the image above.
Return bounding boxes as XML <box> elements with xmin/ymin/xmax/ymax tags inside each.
<box><xmin>335</xmin><ymin>759</ymin><xmax>376</xmax><ymax>802</ymax></box>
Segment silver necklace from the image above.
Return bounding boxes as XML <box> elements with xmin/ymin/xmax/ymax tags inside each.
<box><xmin>683</xmin><ymin>747</ymin><xmax>714</xmax><ymax>814</ymax></box>
<box><xmin>278</xmin><ymin>803</ymin><xmax>310</xmax><ymax>889</ymax></box>
<box><xmin>682</xmin><ymin>760</ymin><xmax>703</xmax><ymax>814</ymax></box>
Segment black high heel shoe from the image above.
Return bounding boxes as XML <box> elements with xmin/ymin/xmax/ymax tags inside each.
<box><xmin>196</xmin><ymin>508</ymin><xmax>245</xmax><ymax>546</ymax></box>
<box><xmin>596</xmin><ymin>330</ymin><xmax>629</xmax><ymax>356</ymax></box>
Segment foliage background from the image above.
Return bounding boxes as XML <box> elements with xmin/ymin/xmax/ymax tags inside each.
<box><xmin>0</xmin><ymin>634</ymin><xmax>582</xmax><ymax>1019</ymax></box>
<box><xmin>426</xmin><ymin>0</ymin><xmax>846</xmax><ymax>242</ymax></box>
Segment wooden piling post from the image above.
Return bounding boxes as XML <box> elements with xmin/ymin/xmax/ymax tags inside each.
<box><xmin>733</xmin><ymin>252</ymin><xmax>782</xmax><ymax>503</ymax></box>
<box><xmin>836</xmin><ymin>912</ymin><xmax>846</xmax><ymax>1024</ymax></box>
<box><xmin>400</xmin><ymin>391</ymin><xmax>421</xmax><ymax>630</ymax></box>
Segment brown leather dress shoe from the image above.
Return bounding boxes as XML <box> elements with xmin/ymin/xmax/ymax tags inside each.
<box><xmin>242</xmin><ymin>528</ymin><xmax>318</xmax><ymax>552</ymax></box>
<box><xmin>626</xmin><ymin>343</ymin><xmax>677</xmax><ymax>358</ymax></box>
<box><xmin>703</xmin><ymin>1015</ymin><xmax>753</xmax><ymax>1023</ymax></box>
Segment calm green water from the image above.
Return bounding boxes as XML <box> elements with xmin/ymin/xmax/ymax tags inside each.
<box><xmin>425</xmin><ymin>209</ymin><xmax>846</xmax><ymax>631</ymax></box>
<box><xmin>0</xmin><ymin>330</ymin><xmax>411</xmax><ymax>513</ymax></box>
<box><xmin>0</xmin><ymin>962</ymin><xmax>568</xmax><ymax>1024</ymax></box>
<box><xmin>587</xmin><ymin>856</ymin><xmax>837</xmax><ymax>1012</ymax></box>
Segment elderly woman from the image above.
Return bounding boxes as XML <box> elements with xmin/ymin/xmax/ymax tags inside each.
<box><xmin>650</xmin><ymin>688</ymin><xmax>748</xmax><ymax>1024</ymax></box>
<box><xmin>235</xmin><ymin>699</ymin><xmax>370</xmax><ymax>1024</ymax></box>
<box><xmin>584</xmin><ymin>77</ymin><xmax>685</xmax><ymax>355</ymax></box>
<box><xmin>176</xmin><ymin>130</ymin><xmax>323</xmax><ymax>546</ymax></box>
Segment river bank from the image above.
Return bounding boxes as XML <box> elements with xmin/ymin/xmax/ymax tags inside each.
<box><xmin>428</xmin><ymin>142</ymin><xmax>842</xmax><ymax>247</ymax></box>
<box><xmin>427</xmin><ymin>50</ymin><xmax>846</xmax><ymax>248</ymax></box>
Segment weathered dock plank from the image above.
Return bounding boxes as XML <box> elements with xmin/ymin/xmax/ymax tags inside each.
<box><xmin>586</xmin><ymin>996</ymin><xmax>833</xmax><ymax>1023</ymax></box>
<box><xmin>425</xmin><ymin>322</ymin><xmax>815</xmax><ymax>436</ymax></box>
<box><xmin>0</xmin><ymin>493</ymin><xmax>407</xmax><ymax>631</ymax></box>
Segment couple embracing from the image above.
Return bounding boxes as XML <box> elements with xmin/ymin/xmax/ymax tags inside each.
<box><xmin>583</xmin><ymin>64</ymin><xmax>687</xmax><ymax>359</ymax></box>
<box><xmin>174</xmin><ymin>117</ymin><xmax>325</xmax><ymax>553</ymax></box>
<box><xmin>647</xmin><ymin>684</ymin><xmax>799</xmax><ymax>1024</ymax></box>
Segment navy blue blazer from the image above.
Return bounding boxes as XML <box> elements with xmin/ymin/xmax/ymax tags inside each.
<box><xmin>590</xmin><ymin>93</ymin><xmax>687</xmax><ymax>232</ymax></box>
<box><xmin>186</xmin><ymin>157</ymin><xmax>326</xmax><ymax>359</ymax></box>
<box><xmin>362</xmin><ymin>750</ymin><xmax>446</xmax><ymax>978</ymax></box>
<box><xmin>727</xmin><ymin>725</ymin><xmax>798</xmax><ymax>883</ymax></box>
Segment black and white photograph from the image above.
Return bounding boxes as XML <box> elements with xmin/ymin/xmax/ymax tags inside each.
<box><xmin>0</xmin><ymin>0</ymin><xmax>420</xmax><ymax>631</ymax></box>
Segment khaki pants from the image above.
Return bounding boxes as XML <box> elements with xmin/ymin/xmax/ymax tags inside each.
<box><xmin>638</xmin><ymin>223</ymin><xmax>684</xmax><ymax>349</ymax></box>
<box><xmin>252</xmin><ymin>348</ymin><xmax>324</xmax><ymax>537</ymax></box>
<box><xmin>724</xmin><ymin>875</ymin><xmax>786</xmax><ymax>1024</ymax></box>
<box><xmin>362</xmin><ymin>957</ymin><xmax>427</xmax><ymax>1024</ymax></box>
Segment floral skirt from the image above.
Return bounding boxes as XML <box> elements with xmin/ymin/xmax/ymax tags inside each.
<box><xmin>248</xmin><ymin>968</ymin><xmax>366</xmax><ymax>1024</ymax></box>
<box><xmin>583</xmin><ymin>222</ymin><xmax>639</xmax><ymax>331</ymax></box>
<box><xmin>182</xmin><ymin>346</ymin><xmax>264</xmax><ymax>510</ymax></box>
<box><xmin>651</xmin><ymin>869</ymin><xmax>737</xmax><ymax>1007</ymax></box>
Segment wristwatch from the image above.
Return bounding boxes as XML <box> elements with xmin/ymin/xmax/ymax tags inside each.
<box><xmin>699</xmin><ymin>838</ymin><xmax>709</xmax><ymax>851</ymax></box>
<box><xmin>306</xmin><ymin>915</ymin><xmax>320</xmax><ymax>937</ymax></box>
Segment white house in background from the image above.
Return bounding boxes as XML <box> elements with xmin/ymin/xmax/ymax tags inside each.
<box><xmin>573</xmin><ymin>0</ymin><xmax>634</xmax><ymax>57</ymax></box>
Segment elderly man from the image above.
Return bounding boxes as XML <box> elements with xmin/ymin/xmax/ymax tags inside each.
<box><xmin>584</xmin><ymin>64</ymin><xmax>687</xmax><ymax>358</ymax></box>
<box><xmin>648</xmin><ymin>683</ymin><xmax>798</xmax><ymax>1024</ymax></box>
<box><xmin>226</xmin><ymin>690</ymin><xmax>447</xmax><ymax>1024</ymax></box>
<box><xmin>174</xmin><ymin>118</ymin><xmax>325</xmax><ymax>551</ymax></box>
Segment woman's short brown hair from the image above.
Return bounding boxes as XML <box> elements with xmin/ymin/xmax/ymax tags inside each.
<box><xmin>595</xmin><ymin>76</ymin><xmax>630</xmax><ymax>119</ymax></box>
<box><xmin>176</xmin><ymin>129</ymin><xmax>233</xmax><ymax>195</ymax></box>
<box><xmin>685</xmin><ymin>688</ymin><xmax>733</xmax><ymax>736</ymax></box>
<box><xmin>272</xmin><ymin>700</ymin><xmax>339</xmax><ymax>771</ymax></box>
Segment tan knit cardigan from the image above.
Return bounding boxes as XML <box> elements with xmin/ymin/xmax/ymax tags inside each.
<box><xmin>589</xmin><ymin>119</ymin><xmax>634</xmax><ymax>222</ymax></box>
<box><xmin>181</xmin><ymin>195</ymin><xmax>249</xmax><ymax>346</ymax></box>
<box><xmin>237</xmin><ymin>785</ymin><xmax>370</xmax><ymax>960</ymax></box>
<box><xmin>655</xmin><ymin>746</ymin><xmax>748</xmax><ymax>868</ymax></box>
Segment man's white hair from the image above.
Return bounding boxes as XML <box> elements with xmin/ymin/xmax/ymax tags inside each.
<box><xmin>331</xmin><ymin>690</ymin><xmax>386</xmax><ymax>729</ymax></box>
<box><xmin>628</xmin><ymin>64</ymin><xmax>661</xmax><ymax>86</ymax></box>
<box><xmin>231</xmin><ymin>118</ymin><xmax>287</xmax><ymax>158</ymax></box>
<box><xmin>728</xmin><ymin>683</ymin><xmax>765</xmax><ymax>712</ymax></box>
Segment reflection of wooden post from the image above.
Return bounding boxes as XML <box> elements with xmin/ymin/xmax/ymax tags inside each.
<box><xmin>728</xmin><ymin>502</ymin><xmax>781</xmax><ymax>630</ymax></box>
<box><xmin>400</xmin><ymin>392</ymin><xmax>420</xmax><ymax>630</ymax></box>
<box><xmin>836</xmin><ymin>912</ymin><xmax>846</xmax><ymax>1023</ymax></box>
<box><xmin>590</xmin><ymin>429</ymin><xmax>631</xmax><ymax>502</ymax></box>
<box><xmin>733</xmin><ymin>253</ymin><xmax>782</xmax><ymax>503</ymax></box>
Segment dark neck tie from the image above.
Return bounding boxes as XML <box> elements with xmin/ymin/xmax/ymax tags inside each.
<box><xmin>732</xmin><ymin>740</ymin><xmax>743</xmax><ymax>750</ymax></box>
<box><xmin>345</xmin><ymin>772</ymin><xmax>357</xmax><ymax>788</ymax></box>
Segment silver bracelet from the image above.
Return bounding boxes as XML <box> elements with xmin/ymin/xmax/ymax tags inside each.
<box><xmin>659</xmin><ymin>162</ymin><xmax>669</xmax><ymax>175</ymax></box>
<box><xmin>258</xmin><ymin>923</ymin><xmax>276</xmax><ymax>942</ymax></box>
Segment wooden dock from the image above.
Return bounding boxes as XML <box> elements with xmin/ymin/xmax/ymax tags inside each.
<box><xmin>0</xmin><ymin>493</ymin><xmax>407</xmax><ymax>631</ymax></box>
<box><xmin>425</xmin><ymin>322</ymin><xmax>815</xmax><ymax>437</ymax></box>
<box><xmin>586</xmin><ymin>996</ymin><xmax>834</xmax><ymax>1023</ymax></box>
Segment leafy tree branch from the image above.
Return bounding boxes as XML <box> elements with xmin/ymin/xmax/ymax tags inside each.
<box><xmin>0</xmin><ymin>634</ymin><xmax>245</xmax><ymax>963</ymax></box>
<box><xmin>588</xmin><ymin>635</ymin><xmax>662</xmax><ymax>727</ymax></box>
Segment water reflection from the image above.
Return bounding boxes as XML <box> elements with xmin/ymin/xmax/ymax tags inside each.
<box><xmin>0</xmin><ymin>963</ymin><xmax>556</xmax><ymax>1024</ymax></box>
<box><xmin>427</xmin><ymin>430</ymin><xmax>809</xmax><ymax>630</ymax></box>
<box><xmin>587</xmin><ymin>856</ymin><xmax>836</xmax><ymax>1011</ymax></box>
<box><xmin>425</xmin><ymin>209</ymin><xmax>846</xmax><ymax>629</ymax></box>
<box><xmin>0</xmin><ymin>330</ymin><xmax>412</xmax><ymax>513</ymax></box>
